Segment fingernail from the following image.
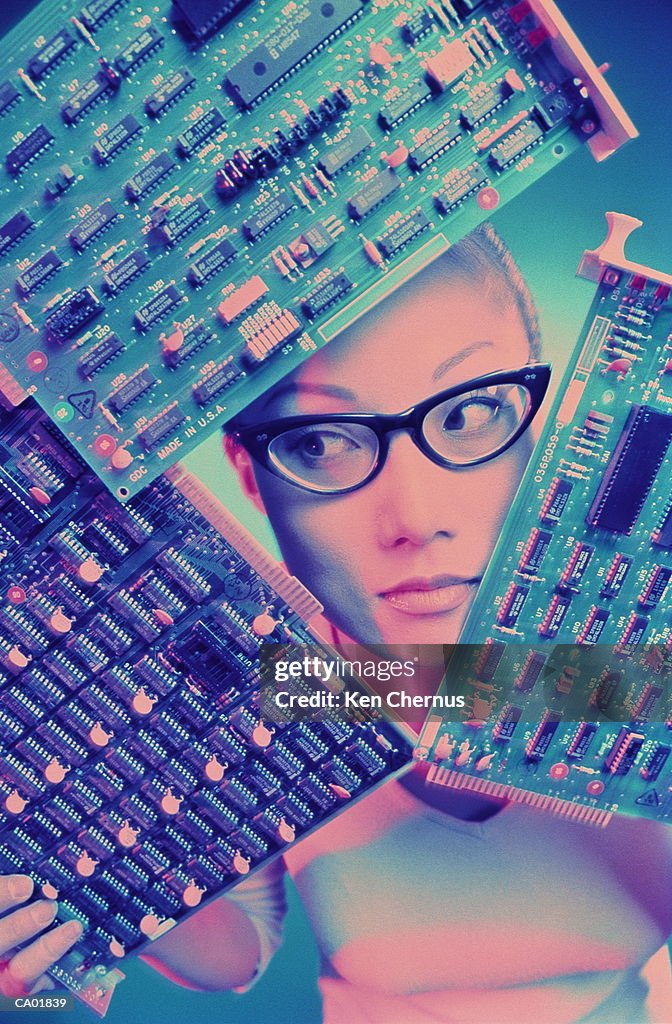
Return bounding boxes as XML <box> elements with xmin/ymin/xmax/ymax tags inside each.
<box><xmin>8</xmin><ymin>875</ymin><xmax>33</xmax><ymax>900</ymax></box>
<box><xmin>62</xmin><ymin>920</ymin><xmax>82</xmax><ymax>940</ymax></box>
<box><xmin>33</xmin><ymin>901</ymin><xmax>58</xmax><ymax>925</ymax></box>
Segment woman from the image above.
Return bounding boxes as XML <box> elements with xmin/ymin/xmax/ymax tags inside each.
<box><xmin>2</xmin><ymin>226</ymin><xmax>671</xmax><ymax>1022</ymax></box>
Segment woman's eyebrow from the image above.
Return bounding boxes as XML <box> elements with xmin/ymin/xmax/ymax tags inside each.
<box><xmin>257</xmin><ymin>381</ymin><xmax>359</xmax><ymax>411</ymax></box>
<box><xmin>431</xmin><ymin>340</ymin><xmax>494</xmax><ymax>382</ymax></box>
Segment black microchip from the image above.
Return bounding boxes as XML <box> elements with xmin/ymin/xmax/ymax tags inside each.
<box><xmin>301</xmin><ymin>270</ymin><xmax>353</xmax><ymax>318</ymax></box>
<box><xmin>61</xmin><ymin>70</ymin><xmax>118</xmax><ymax>124</ymax></box>
<box><xmin>124</xmin><ymin>151</ymin><xmax>175</xmax><ymax>201</ymax></box>
<box><xmin>176</xmin><ymin>107</ymin><xmax>226</xmax><ymax>157</ymax></box>
<box><xmin>377</xmin><ymin>208</ymin><xmax>430</xmax><ymax>258</ymax></box>
<box><xmin>68</xmin><ymin>200</ymin><xmax>118</xmax><ymax>251</ymax></box>
<box><xmin>80</xmin><ymin>0</ymin><xmax>128</xmax><ymax>30</ymax></box>
<box><xmin>401</xmin><ymin>8</ymin><xmax>433</xmax><ymax>44</ymax></box>
<box><xmin>586</xmin><ymin>405</ymin><xmax>672</xmax><ymax>535</ymax></box>
<box><xmin>102</xmin><ymin>249</ymin><xmax>150</xmax><ymax>294</ymax></box>
<box><xmin>158</xmin><ymin>198</ymin><xmax>211</xmax><ymax>245</ymax></box>
<box><xmin>93</xmin><ymin>114</ymin><xmax>142</xmax><ymax>163</ymax></box>
<box><xmin>489</xmin><ymin>120</ymin><xmax>544</xmax><ymax>171</ymax></box>
<box><xmin>114</xmin><ymin>25</ymin><xmax>164</xmax><ymax>75</ymax></box>
<box><xmin>6</xmin><ymin>124</ymin><xmax>55</xmax><ymax>175</ymax></box>
<box><xmin>44</xmin><ymin>287</ymin><xmax>104</xmax><ymax>342</ymax></box>
<box><xmin>347</xmin><ymin>169</ymin><xmax>400</xmax><ymax>220</ymax></box>
<box><xmin>224</xmin><ymin>0</ymin><xmax>366</xmax><ymax>109</ymax></box>
<box><xmin>0</xmin><ymin>210</ymin><xmax>35</xmax><ymax>256</ymax></box>
<box><xmin>134</xmin><ymin>285</ymin><xmax>183</xmax><ymax>330</ymax></box>
<box><xmin>145</xmin><ymin>69</ymin><xmax>196</xmax><ymax>118</ymax></box>
<box><xmin>78</xmin><ymin>332</ymin><xmax>125</xmax><ymax>378</ymax></box>
<box><xmin>16</xmin><ymin>250</ymin><xmax>63</xmax><ymax>296</ymax></box>
<box><xmin>108</xmin><ymin>367</ymin><xmax>156</xmax><ymax>413</ymax></box>
<box><xmin>407</xmin><ymin>122</ymin><xmax>462</xmax><ymax>171</ymax></box>
<box><xmin>652</xmin><ymin>502</ymin><xmax>672</xmax><ymax>549</ymax></box>
<box><xmin>316</xmin><ymin>126</ymin><xmax>373</xmax><ymax>178</ymax></box>
<box><xmin>434</xmin><ymin>163</ymin><xmax>488</xmax><ymax>214</ymax></box>
<box><xmin>172</xmin><ymin>0</ymin><xmax>253</xmax><ymax>41</ymax></box>
<box><xmin>137</xmin><ymin>405</ymin><xmax>186</xmax><ymax>450</ymax></box>
<box><xmin>164</xmin><ymin>322</ymin><xmax>215</xmax><ymax>367</ymax></box>
<box><xmin>0</xmin><ymin>80</ymin><xmax>20</xmax><ymax>116</ymax></box>
<box><xmin>187</xmin><ymin>238</ymin><xmax>237</xmax><ymax>285</ymax></box>
<box><xmin>26</xmin><ymin>29</ymin><xmax>76</xmax><ymax>80</ymax></box>
<box><xmin>242</xmin><ymin>191</ymin><xmax>294</xmax><ymax>241</ymax></box>
<box><xmin>192</xmin><ymin>361</ymin><xmax>243</xmax><ymax>405</ymax></box>
<box><xmin>460</xmin><ymin>79</ymin><xmax>514</xmax><ymax>129</ymax></box>
<box><xmin>378</xmin><ymin>80</ymin><xmax>431</xmax><ymax>130</ymax></box>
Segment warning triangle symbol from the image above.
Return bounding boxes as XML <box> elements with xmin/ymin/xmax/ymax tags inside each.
<box><xmin>635</xmin><ymin>789</ymin><xmax>660</xmax><ymax>807</ymax></box>
<box><xmin>68</xmin><ymin>390</ymin><xmax>96</xmax><ymax>419</ymax></box>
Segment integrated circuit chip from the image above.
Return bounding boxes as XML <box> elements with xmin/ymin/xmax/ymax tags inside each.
<box><xmin>44</xmin><ymin>287</ymin><xmax>104</xmax><ymax>342</ymax></box>
<box><xmin>0</xmin><ymin>80</ymin><xmax>20</xmax><ymax>116</ymax></box>
<box><xmin>434</xmin><ymin>162</ymin><xmax>488</xmax><ymax>214</ymax></box>
<box><xmin>80</xmin><ymin>0</ymin><xmax>129</xmax><ymax>30</ymax></box>
<box><xmin>134</xmin><ymin>284</ymin><xmax>183</xmax><ymax>331</ymax></box>
<box><xmin>158</xmin><ymin>197</ymin><xmax>211</xmax><ymax>246</ymax></box>
<box><xmin>108</xmin><ymin>367</ymin><xmax>156</xmax><ymax>412</ymax></box>
<box><xmin>114</xmin><ymin>25</ymin><xmax>164</xmax><ymax>74</ymax></box>
<box><xmin>187</xmin><ymin>238</ymin><xmax>237</xmax><ymax>285</ymax></box>
<box><xmin>61</xmin><ymin>69</ymin><xmax>120</xmax><ymax>124</ymax></box>
<box><xmin>489</xmin><ymin>119</ymin><xmax>544</xmax><ymax>170</ymax></box>
<box><xmin>68</xmin><ymin>200</ymin><xmax>118</xmax><ymax>251</ymax></box>
<box><xmin>407</xmin><ymin>121</ymin><xmax>461</xmax><ymax>171</ymax></box>
<box><xmin>145</xmin><ymin>68</ymin><xmax>195</xmax><ymax>118</ymax></box>
<box><xmin>124</xmin><ymin>151</ymin><xmax>175</xmax><ymax>201</ymax></box>
<box><xmin>460</xmin><ymin>78</ymin><xmax>515</xmax><ymax>129</ymax></box>
<box><xmin>162</xmin><ymin>322</ymin><xmax>216</xmax><ymax>367</ymax></box>
<box><xmin>301</xmin><ymin>270</ymin><xmax>352</xmax><ymax>318</ymax></box>
<box><xmin>92</xmin><ymin>114</ymin><xmax>142</xmax><ymax>163</ymax></box>
<box><xmin>192</xmin><ymin>360</ymin><xmax>242</xmax><ymax>405</ymax></box>
<box><xmin>347</xmin><ymin>169</ymin><xmax>400</xmax><ymax>220</ymax></box>
<box><xmin>224</xmin><ymin>0</ymin><xmax>366</xmax><ymax>109</ymax></box>
<box><xmin>6</xmin><ymin>124</ymin><xmax>54</xmax><ymax>175</ymax></box>
<box><xmin>317</xmin><ymin>126</ymin><xmax>373</xmax><ymax>178</ymax></box>
<box><xmin>26</xmin><ymin>29</ymin><xmax>76</xmax><ymax>80</ymax></box>
<box><xmin>586</xmin><ymin>405</ymin><xmax>672</xmax><ymax>535</ymax></box>
<box><xmin>137</xmin><ymin>404</ymin><xmax>186</xmax><ymax>450</ymax></box>
<box><xmin>0</xmin><ymin>210</ymin><xmax>34</xmax><ymax>256</ymax></box>
<box><xmin>16</xmin><ymin>250</ymin><xmax>62</xmax><ymax>296</ymax></box>
<box><xmin>242</xmin><ymin>192</ymin><xmax>294</xmax><ymax>241</ymax></box>
<box><xmin>378</xmin><ymin>80</ymin><xmax>432</xmax><ymax>131</ymax></box>
<box><xmin>172</xmin><ymin>0</ymin><xmax>254</xmax><ymax>41</ymax></box>
<box><xmin>77</xmin><ymin>331</ymin><xmax>125</xmax><ymax>378</ymax></box>
<box><xmin>176</xmin><ymin>107</ymin><xmax>226</xmax><ymax>157</ymax></box>
<box><xmin>376</xmin><ymin>208</ymin><xmax>430</xmax><ymax>258</ymax></box>
<box><xmin>102</xmin><ymin>248</ymin><xmax>150</xmax><ymax>294</ymax></box>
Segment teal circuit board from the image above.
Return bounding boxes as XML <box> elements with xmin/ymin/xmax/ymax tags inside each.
<box><xmin>0</xmin><ymin>398</ymin><xmax>411</xmax><ymax>1014</ymax></box>
<box><xmin>0</xmin><ymin>0</ymin><xmax>634</xmax><ymax>500</ymax></box>
<box><xmin>418</xmin><ymin>214</ymin><xmax>672</xmax><ymax>828</ymax></box>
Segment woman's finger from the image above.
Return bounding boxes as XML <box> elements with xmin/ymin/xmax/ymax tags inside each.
<box><xmin>6</xmin><ymin>920</ymin><xmax>82</xmax><ymax>994</ymax></box>
<box><xmin>0</xmin><ymin>902</ymin><xmax>57</xmax><ymax>956</ymax></box>
<box><xmin>0</xmin><ymin>876</ymin><xmax>34</xmax><ymax>916</ymax></box>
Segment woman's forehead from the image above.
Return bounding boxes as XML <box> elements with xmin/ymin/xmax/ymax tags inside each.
<box><xmin>275</xmin><ymin>273</ymin><xmax>530</xmax><ymax>412</ymax></box>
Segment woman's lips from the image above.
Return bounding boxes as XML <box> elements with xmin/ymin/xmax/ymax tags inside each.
<box><xmin>378</xmin><ymin>576</ymin><xmax>481</xmax><ymax>616</ymax></box>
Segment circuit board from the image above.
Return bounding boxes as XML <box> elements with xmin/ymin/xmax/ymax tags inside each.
<box><xmin>418</xmin><ymin>213</ymin><xmax>672</xmax><ymax>828</ymax></box>
<box><xmin>0</xmin><ymin>399</ymin><xmax>411</xmax><ymax>1015</ymax></box>
<box><xmin>0</xmin><ymin>0</ymin><xmax>634</xmax><ymax>500</ymax></box>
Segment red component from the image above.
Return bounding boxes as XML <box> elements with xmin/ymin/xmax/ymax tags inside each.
<box><xmin>654</xmin><ymin>285</ymin><xmax>670</xmax><ymax>305</ymax></box>
<box><xmin>508</xmin><ymin>1</ymin><xmax>532</xmax><ymax>23</ymax></box>
<box><xmin>218</xmin><ymin>276</ymin><xmax>268</xmax><ymax>326</ymax></box>
<box><xmin>630</xmin><ymin>275</ymin><xmax>647</xmax><ymax>291</ymax></box>
<box><xmin>586</xmin><ymin>779</ymin><xmax>605</xmax><ymax>796</ymax></box>
<box><xmin>662</xmin><ymin>360</ymin><xmax>672</xmax><ymax>375</ymax></box>
<box><xmin>477</xmin><ymin>187</ymin><xmax>500</xmax><ymax>211</ymax></box>
<box><xmin>6</xmin><ymin>586</ymin><xmax>26</xmax><ymax>605</ymax></box>
<box><xmin>605</xmin><ymin>357</ymin><xmax>632</xmax><ymax>375</ymax></box>
<box><xmin>382</xmin><ymin>144</ymin><xmax>409</xmax><ymax>168</ymax></box>
<box><xmin>26</xmin><ymin>350</ymin><xmax>48</xmax><ymax>373</ymax></box>
<box><xmin>549</xmin><ymin>762</ymin><xmax>569</xmax><ymax>780</ymax></box>
<box><xmin>94</xmin><ymin>434</ymin><xmax>117</xmax><ymax>457</ymax></box>
<box><xmin>527</xmin><ymin>25</ymin><xmax>550</xmax><ymax>47</ymax></box>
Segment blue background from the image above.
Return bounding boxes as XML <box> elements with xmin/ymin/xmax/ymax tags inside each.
<box><xmin>0</xmin><ymin>1</ymin><xmax>670</xmax><ymax>1021</ymax></box>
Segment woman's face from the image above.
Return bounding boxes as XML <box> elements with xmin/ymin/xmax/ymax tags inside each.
<box><xmin>235</xmin><ymin>263</ymin><xmax>535</xmax><ymax>646</ymax></box>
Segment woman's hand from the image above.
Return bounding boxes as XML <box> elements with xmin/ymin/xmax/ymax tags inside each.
<box><xmin>0</xmin><ymin>875</ymin><xmax>82</xmax><ymax>997</ymax></box>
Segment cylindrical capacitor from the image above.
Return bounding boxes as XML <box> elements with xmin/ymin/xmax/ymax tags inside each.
<box><xmin>215</xmin><ymin>169</ymin><xmax>238</xmax><ymax>199</ymax></box>
<box><xmin>223</xmin><ymin>159</ymin><xmax>245</xmax><ymax>188</ymax></box>
<box><xmin>232</xmin><ymin>148</ymin><xmax>255</xmax><ymax>179</ymax></box>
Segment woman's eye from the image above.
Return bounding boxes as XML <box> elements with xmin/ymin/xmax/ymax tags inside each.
<box><xmin>292</xmin><ymin>429</ymin><xmax>361</xmax><ymax>459</ymax></box>
<box><xmin>443</xmin><ymin>396</ymin><xmax>500</xmax><ymax>431</ymax></box>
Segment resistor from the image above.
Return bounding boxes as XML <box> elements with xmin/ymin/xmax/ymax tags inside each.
<box><xmin>11</xmin><ymin>303</ymin><xmax>38</xmax><ymax>332</ymax></box>
<box><xmin>314</xmin><ymin>168</ymin><xmax>336</xmax><ymax>196</ymax></box>
<box><xmin>359</xmin><ymin>233</ymin><xmax>384</xmax><ymax>269</ymax></box>
<box><xmin>482</xmin><ymin>17</ymin><xmax>506</xmax><ymax>51</ymax></box>
<box><xmin>17</xmin><ymin>68</ymin><xmax>45</xmax><ymax>102</ymax></box>
<box><xmin>427</xmin><ymin>0</ymin><xmax>453</xmax><ymax>32</ymax></box>
<box><xmin>289</xmin><ymin>180</ymin><xmax>312</xmax><ymax>210</ymax></box>
<box><xmin>441</xmin><ymin>0</ymin><xmax>462</xmax><ymax>24</ymax></box>
<box><xmin>71</xmin><ymin>15</ymin><xmax>100</xmax><ymax>50</ymax></box>
<box><xmin>271</xmin><ymin>249</ymin><xmax>292</xmax><ymax>278</ymax></box>
<box><xmin>300</xmin><ymin>173</ymin><xmax>320</xmax><ymax>199</ymax></box>
<box><xmin>98</xmin><ymin>403</ymin><xmax>122</xmax><ymax>431</ymax></box>
<box><xmin>277</xmin><ymin>245</ymin><xmax>299</xmax><ymax>274</ymax></box>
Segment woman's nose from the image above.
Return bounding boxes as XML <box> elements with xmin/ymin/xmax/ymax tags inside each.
<box><xmin>371</xmin><ymin>433</ymin><xmax>461</xmax><ymax>549</ymax></box>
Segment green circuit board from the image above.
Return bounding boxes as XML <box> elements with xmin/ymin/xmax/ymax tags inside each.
<box><xmin>0</xmin><ymin>0</ymin><xmax>633</xmax><ymax>500</ymax></box>
<box><xmin>419</xmin><ymin>216</ymin><xmax>672</xmax><ymax>827</ymax></box>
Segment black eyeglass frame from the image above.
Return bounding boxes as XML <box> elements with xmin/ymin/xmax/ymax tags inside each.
<box><xmin>233</xmin><ymin>364</ymin><xmax>551</xmax><ymax>495</ymax></box>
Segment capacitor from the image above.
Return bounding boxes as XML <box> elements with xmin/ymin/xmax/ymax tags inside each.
<box><xmin>232</xmin><ymin>148</ymin><xmax>255</xmax><ymax>179</ymax></box>
<box><xmin>604</xmin><ymin>357</ymin><xmax>632</xmax><ymax>376</ymax></box>
<box><xmin>381</xmin><ymin>143</ymin><xmax>409</xmax><ymax>168</ymax></box>
<box><xmin>360</xmin><ymin>233</ymin><xmax>384</xmax><ymax>268</ymax></box>
<box><xmin>222</xmin><ymin>159</ymin><xmax>245</xmax><ymax>188</ymax></box>
<box><xmin>215</xmin><ymin>169</ymin><xmax>238</xmax><ymax>199</ymax></box>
